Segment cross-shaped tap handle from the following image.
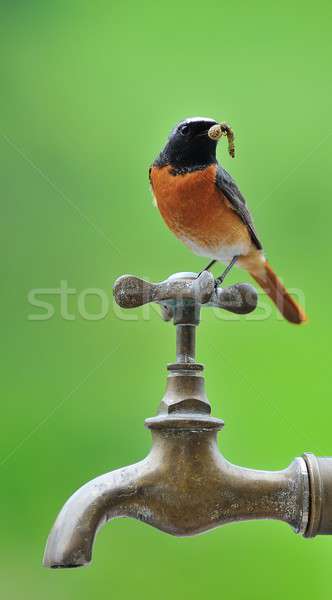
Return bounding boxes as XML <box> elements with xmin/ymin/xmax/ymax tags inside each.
<box><xmin>113</xmin><ymin>271</ymin><xmax>257</xmax><ymax>323</ymax></box>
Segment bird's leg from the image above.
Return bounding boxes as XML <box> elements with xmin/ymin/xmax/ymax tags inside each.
<box><xmin>215</xmin><ymin>256</ymin><xmax>239</xmax><ymax>288</ymax></box>
<box><xmin>196</xmin><ymin>259</ymin><xmax>217</xmax><ymax>279</ymax></box>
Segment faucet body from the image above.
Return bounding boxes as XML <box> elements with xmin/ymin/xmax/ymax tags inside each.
<box><xmin>44</xmin><ymin>417</ymin><xmax>307</xmax><ymax>568</ymax></box>
<box><xmin>43</xmin><ymin>272</ymin><xmax>332</xmax><ymax>568</ymax></box>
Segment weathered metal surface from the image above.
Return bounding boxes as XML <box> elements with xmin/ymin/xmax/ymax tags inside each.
<box><xmin>113</xmin><ymin>271</ymin><xmax>214</xmax><ymax>309</ymax></box>
<box><xmin>113</xmin><ymin>272</ymin><xmax>257</xmax><ymax>318</ymax></box>
<box><xmin>43</xmin><ymin>358</ymin><xmax>308</xmax><ymax>567</ymax></box>
<box><xmin>303</xmin><ymin>453</ymin><xmax>332</xmax><ymax>537</ymax></box>
<box><xmin>157</xmin><ymin>365</ymin><xmax>210</xmax><ymax>415</ymax></box>
<box><xmin>43</xmin><ymin>270</ymin><xmax>332</xmax><ymax>569</ymax></box>
<box><xmin>43</xmin><ymin>422</ymin><xmax>308</xmax><ymax>568</ymax></box>
<box><xmin>176</xmin><ymin>325</ymin><xmax>196</xmax><ymax>363</ymax></box>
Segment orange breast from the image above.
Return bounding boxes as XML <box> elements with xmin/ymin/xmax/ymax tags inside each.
<box><xmin>150</xmin><ymin>164</ymin><xmax>251</xmax><ymax>255</ymax></box>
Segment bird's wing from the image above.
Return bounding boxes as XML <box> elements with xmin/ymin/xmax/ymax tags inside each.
<box><xmin>215</xmin><ymin>164</ymin><xmax>263</xmax><ymax>250</ymax></box>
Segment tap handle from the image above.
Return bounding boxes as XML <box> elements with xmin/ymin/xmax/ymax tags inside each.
<box><xmin>209</xmin><ymin>283</ymin><xmax>257</xmax><ymax>314</ymax></box>
<box><xmin>113</xmin><ymin>271</ymin><xmax>214</xmax><ymax>309</ymax></box>
<box><xmin>113</xmin><ymin>272</ymin><xmax>257</xmax><ymax>316</ymax></box>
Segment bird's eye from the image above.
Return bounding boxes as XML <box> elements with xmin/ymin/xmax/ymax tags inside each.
<box><xmin>180</xmin><ymin>124</ymin><xmax>190</xmax><ymax>136</ymax></box>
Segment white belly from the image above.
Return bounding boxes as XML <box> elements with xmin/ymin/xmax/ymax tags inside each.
<box><xmin>180</xmin><ymin>235</ymin><xmax>249</xmax><ymax>263</ymax></box>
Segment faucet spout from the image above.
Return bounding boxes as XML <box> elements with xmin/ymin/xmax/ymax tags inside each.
<box><xmin>43</xmin><ymin>460</ymin><xmax>151</xmax><ymax>568</ymax></box>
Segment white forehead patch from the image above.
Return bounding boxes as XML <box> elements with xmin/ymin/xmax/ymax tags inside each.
<box><xmin>184</xmin><ymin>116</ymin><xmax>216</xmax><ymax>124</ymax></box>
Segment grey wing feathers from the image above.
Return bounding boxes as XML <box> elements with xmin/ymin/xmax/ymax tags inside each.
<box><xmin>215</xmin><ymin>165</ymin><xmax>263</xmax><ymax>250</ymax></box>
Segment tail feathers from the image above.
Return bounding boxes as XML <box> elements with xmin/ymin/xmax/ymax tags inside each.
<box><xmin>249</xmin><ymin>260</ymin><xmax>307</xmax><ymax>325</ymax></box>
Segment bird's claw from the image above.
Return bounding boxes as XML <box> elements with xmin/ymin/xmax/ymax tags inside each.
<box><xmin>214</xmin><ymin>277</ymin><xmax>223</xmax><ymax>291</ymax></box>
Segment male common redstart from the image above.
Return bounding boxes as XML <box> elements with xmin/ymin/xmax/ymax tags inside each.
<box><xmin>149</xmin><ymin>117</ymin><xmax>307</xmax><ymax>324</ymax></box>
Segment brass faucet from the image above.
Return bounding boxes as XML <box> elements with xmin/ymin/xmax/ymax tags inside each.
<box><xmin>43</xmin><ymin>271</ymin><xmax>332</xmax><ymax>568</ymax></box>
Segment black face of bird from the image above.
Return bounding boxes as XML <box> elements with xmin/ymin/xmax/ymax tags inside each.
<box><xmin>157</xmin><ymin>117</ymin><xmax>219</xmax><ymax>168</ymax></box>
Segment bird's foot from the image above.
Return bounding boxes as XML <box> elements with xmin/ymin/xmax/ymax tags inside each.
<box><xmin>214</xmin><ymin>256</ymin><xmax>240</xmax><ymax>289</ymax></box>
<box><xmin>214</xmin><ymin>276</ymin><xmax>223</xmax><ymax>290</ymax></box>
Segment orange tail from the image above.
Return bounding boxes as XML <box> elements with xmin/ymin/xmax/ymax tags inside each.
<box><xmin>249</xmin><ymin>260</ymin><xmax>307</xmax><ymax>325</ymax></box>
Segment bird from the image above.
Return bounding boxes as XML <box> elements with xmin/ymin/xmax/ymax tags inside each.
<box><xmin>149</xmin><ymin>116</ymin><xmax>307</xmax><ymax>324</ymax></box>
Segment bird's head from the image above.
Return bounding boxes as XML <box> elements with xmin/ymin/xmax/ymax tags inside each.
<box><xmin>156</xmin><ymin>117</ymin><xmax>233</xmax><ymax>170</ymax></box>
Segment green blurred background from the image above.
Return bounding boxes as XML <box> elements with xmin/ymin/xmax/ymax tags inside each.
<box><xmin>1</xmin><ymin>1</ymin><xmax>332</xmax><ymax>597</ymax></box>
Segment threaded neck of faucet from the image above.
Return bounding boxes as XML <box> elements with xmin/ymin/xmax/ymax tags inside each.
<box><xmin>176</xmin><ymin>324</ymin><xmax>196</xmax><ymax>363</ymax></box>
<box><xmin>146</xmin><ymin>295</ymin><xmax>224</xmax><ymax>430</ymax></box>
